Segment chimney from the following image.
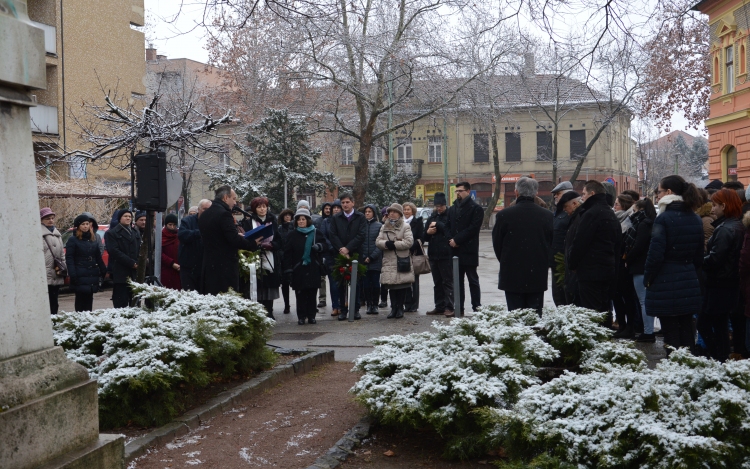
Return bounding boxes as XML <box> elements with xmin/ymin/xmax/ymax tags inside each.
<box><xmin>522</xmin><ymin>53</ymin><xmax>535</xmax><ymax>76</ymax></box>
<box><xmin>146</xmin><ymin>46</ymin><xmax>157</xmax><ymax>62</ymax></box>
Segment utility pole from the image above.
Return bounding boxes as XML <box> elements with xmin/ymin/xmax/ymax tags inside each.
<box><xmin>443</xmin><ymin>115</ymin><xmax>448</xmax><ymax>193</ymax></box>
<box><xmin>388</xmin><ymin>79</ymin><xmax>394</xmax><ymax>179</ymax></box>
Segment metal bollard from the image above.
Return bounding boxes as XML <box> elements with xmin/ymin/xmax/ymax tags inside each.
<box><xmin>452</xmin><ymin>256</ymin><xmax>461</xmax><ymax>318</ymax></box>
<box><xmin>349</xmin><ymin>260</ymin><xmax>359</xmax><ymax>322</ymax></box>
<box><xmin>249</xmin><ymin>264</ymin><xmax>257</xmax><ymax>302</ymax></box>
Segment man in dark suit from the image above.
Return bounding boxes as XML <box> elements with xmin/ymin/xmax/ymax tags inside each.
<box><xmin>178</xmin><ymin>199</ymin><xmax>211</xmax><ymax>291</ymax></box>
<box><xmin>492</xmin><ymin>177</ymin><xmax>553</xmax><ymax>316</ymax></box>
<box><xmin>198</xmin><ymin>186</ymin><xmax>262</xmax><ymax>295</ymax></box>
<box><xmin>448</xmin><ymin>181</ymin><xmax>484</xmax><ymax>314</ymax></box>
<box><xmin>328</xmin><ymin>192</ymin><xmax>367</xmax><ymax>320</ymax></box>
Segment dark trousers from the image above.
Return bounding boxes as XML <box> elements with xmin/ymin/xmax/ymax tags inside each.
<box><xmin>112</xmin><ymin>283</ymin><xmax>133</xmax><ymax>308</ymax></box>
<box><xmin>404</xmin><ymin>275</ymin><xmax>420</xmax><ymax>311</ymax></box>
<box><xmin>660</xmin><ymin>314</ymin><xmax>695</xmax><ymax>353</ymax></box>
<box><xmin>295</xmin><ymin>288</ymin><xmax>318</xmax><ymax>321</ymax></box>
<box><xmin>338</xmin><ymin>279</ymin><xmax>360</xmax><ymax>314</ymax></box>
<box><xmin>698</xmin><ymin>286</ymin><xmax>737</xmax><ymax>361</ymax></box>
<box><xmin>732</xmin><ymin>293</ymin><xmax>748</xmax><ymax>357</ymax></box>
<box><xmin>327</xmin><ymin>273</ymin><xmax>340</xmax><ymax>309</ymax></box>
<box><xmin>551</xmin><ymin>270</ymin><xmax>568</xmax><ymax>306</ymax></box>
<box><xmin>48</xmin><ymin>285</ymin><xmax>60</xmax><ymax>315</ymax></box>
<box><xmin>505</xmin><ymin>291</ymin><xmax>544</xmax><ymax>317</ymax></box>
<box><xmin>282</xmin><ymin>277</ymin><xmax>291</xmax><ymax>308</ymax></box>
<box><xmin>577</xmin><ymin>280</ymin><xmax>611</xmax><ymax>313</ymax></box>
<box><xmin>613</xmin><ymin>270</ymin><xmax>642</xmax><ymax>332</ymax></box>
<box><xmin>380</xmin><ymin>284</ymin><xmax>388</xmax><ymax>304</ymax></box>
<box><xmin>75</xmin><ymin>292</ymin><xmax>94</xmax><ymax>312</ymax></box>
<box><xmin>180</xmin><ymin>266</ymin><xmax>201</xmax><ymax>292</ymax></box>
<box><xmin>319</xmin><ymin>276</ymin><xmax>327</xmax><ymax>303</ymax></box>
<box><xmin>429</xmin><ymin>259</ymin><xmax>454</xmax><ymax>312</ymax></box>
<box><xmin>458</xmin><ymin>264</ymin><xmax>481</xmax><ymax>313</ymax></box>
<box><xmin>389</xmin><ymin>287</ymin><xmax>407</xmax><ymax>311</ymax></box>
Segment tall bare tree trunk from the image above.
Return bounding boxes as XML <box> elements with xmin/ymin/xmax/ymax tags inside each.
<box><xmin>483</xmin><ymin>116</ymin><xmax>501</xmax><ymax>228</ymax></box>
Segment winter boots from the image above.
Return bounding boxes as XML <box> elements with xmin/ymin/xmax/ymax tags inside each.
<box><xmin>387</xmin><ymin>289</ymin><xmax>405</xmax><ymax>319</ymax></box>
<box><xmin>365</xmin><ymin>287</ymin><xmax>379</xmax><ymax>314</ymax></box>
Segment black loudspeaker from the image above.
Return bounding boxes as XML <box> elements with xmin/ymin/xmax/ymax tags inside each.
<box><xmin>134</xmin><ymin>151</ymin><xmax>167</xmax><ymax>211</ymax></box>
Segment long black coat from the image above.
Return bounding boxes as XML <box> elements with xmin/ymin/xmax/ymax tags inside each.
<box><xmin>283</xmin><ymin>228</ymin><xmax>325</xmax><ymax>290</ymax></box>
<box><xmin>704</xmin><ymin>216</ymin><xmax>744</xmax><ymax>288</ymax></box>
<box><xmin>177</xmin><ymin>214</ymin><xmax>203</xmax><ymax>271</ymax></box>
<box><xmin>624</xmin><ymin>217</ymin><xmax>653</xmax><ymax>275</ymax></box>
<box><xmin>104</xmin><ymin>223</ymin><xmax>141</xmax><ymax>284</ymax></box>
<box><xmin>551</xmin><ymin>209</ymin><xmax>570</xmax><ymax>267</ymax></box>
<box><xmin>564</xmin><ymin>206</ymin><xmax>584</xmax><ymax>297</ymax></box>
<box><xmin>65</xmin><ymin>233</ymin><xmax>106</xmax><ymax>293</ymax></box>
<box><xmin>329</xmin><ymin>210</ymin><xmax>367</xmax><ymax>257</ymax></box>
<box><xmin>198</xmin><ymin>199</ymin><xmax>259</xmax><ymax>295</ymax></box>
<box><xmin>361</xmin><ymin>209</ymin><xmax>383</xmax><ymax>271</ymax></box>
<box><xmin>423</xmin><ymin>209</ymin><xmax>452</xmax><ymax>260</ymax></box>
<box><xmin>407</xmin><ymin>216</ymin><xmax>424</xmax><ymax>255</ymax></box>
<box><xmin>643</xmin><ymin>201</ymin><xmax>704</xmax><ymax>316</ymax></box>
<box><xmin>492</xmin><ymin>197</ymin><xmax>553</xmax><ymax>293</ymax></box>
<box><xmin>241</xmin><ymin>213</ymin><xmax>282</xmax><ymax>289</ymax></box>
<box><xmin>448</xmin><ymin>196</ymin><xmax>484</xmax><ymax>266</ymax></box>
<box><xmin>568</xmin><ymin>193</ymin><xmax>622</xmax><ymax>283</ymax></box>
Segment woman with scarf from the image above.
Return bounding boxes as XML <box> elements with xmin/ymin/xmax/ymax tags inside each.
<box><xmin>241</xmin><ymin>197</ymin><xmax>281</xmax><ymax>319</ymax></box>
<box><xmin>624</xmin><ymin>198</ymin><xmax>656</xmax><ymax>342</ymax></box>
<box><xmin>160</xmin><ymin>213</ymin><xmax>181</xmax><ymax>290</ymax></box>
<box><xmin>699</xmin><ymin>188</ymin><xmax>744</xmax><ymax>361</ymax></box>
<box><xmin>643</xmin><ymin>175</ymin><xmax>704</xmax><ymax>354</ymax></box>
<box><xmin>66</xmin><ymin>213</ymin><xmax>106</xmax><ymax>312</ymax></box>
<box><xmin>375</xmin><ymin>203</ymin><xmax>415</xmax><ymax>319</ymax></box>
<box><xmin>283</xmin><ymin>208</ymin><xmax>326</xmax><ymax>324</ymax></box>
<box><xmin>612</xmin><ymin>193</ymin><xmax>640</xmax><ymax>338</ymax></box>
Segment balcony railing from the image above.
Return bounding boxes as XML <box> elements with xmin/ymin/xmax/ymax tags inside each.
<box><xmin>30</xmin><ymin>21</ymin><xmax>56</xmax><ymax>55</ymax></box>
<box><xmin>396</xmin><ymin>159</ymin><xmax>424</xmax><ymax>178</ymax></box>
<box><xmin>30</xmin><ymin>105</ymin><xmax>59</xmax><ymax>134</ymax></box>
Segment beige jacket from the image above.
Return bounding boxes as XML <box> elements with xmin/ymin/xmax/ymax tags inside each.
<box><xmin>375</xmin><ymin>218</ymin><xmax>414</xmax><ymax>286</ymax></box>
<box><xmin>42</xmin><ymin>224</ymin><xmax>65</xmax><ymax>286</ymax></box>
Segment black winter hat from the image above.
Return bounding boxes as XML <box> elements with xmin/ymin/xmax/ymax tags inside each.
<box><xmin>705</xmin><ymin>179</ymin><xmax>724</xmax><ymax>191</ymax></box>
<box><xmin>165</xmin><ymin>213</ymin><xmax>179</xmax><ymax>226</ymax></box>
<box><xmin>433</xmin><ymin>192</ymin><xmax>447</xmax><ymax>206</ymax></box>
<box><xmin>118</xmin><ymin>209</ymin><xmax>133</xmax><ymax>222</ymax></box>
<box><xmin>557</xmin><ymin>191</ymin><xmax>580</xmax><ymax>207</ymax></box>
<box><xmin>73</xmin><ymin>213</ymin><xmax>95</xmax><ymax>228</ymax></box>
<box><xmin>135</xmin><ymin>210</ymin><xmax>147</xmax><ymax>221</ymax></box>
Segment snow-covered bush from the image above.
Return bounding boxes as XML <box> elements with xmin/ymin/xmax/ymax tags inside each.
<box><xmin>52</xmin><ymin>283</ymin><xmax>275</xmax><ymax>428</ymax></box>
<box><xmin>351</xmin><ymin>306</ymin><xmax>558</xmax><ymax>459</ymax></box>
<box><xmin>538</xmin><ymin>305</ymin><xmax>612</xmax><ymax>366</ymax></box>
<box><xmin>487</xmin><ymin>348</ymin><xmax>750</xmax><ymax>468</ymax></box>
<box><xmin>580</xmin><ymin>340</ymin><xmax>647</xmax><ymax>373</ymax></box>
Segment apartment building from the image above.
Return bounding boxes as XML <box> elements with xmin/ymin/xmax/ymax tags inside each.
<box><xmin>27</xmin><ymin>0</ymin><xmax>146</xmax><ymax>183</ymax></box>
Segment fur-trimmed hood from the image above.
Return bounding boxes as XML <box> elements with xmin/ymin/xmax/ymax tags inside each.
<box><xmin>698</xmin><ymin>202</ymin><xmax>715</xmax><ymax>219</ymax></box>
<box><xmin>742</xmin><ymin>211</ymin><xmax>750</xmax><ymax>229</ymax></box>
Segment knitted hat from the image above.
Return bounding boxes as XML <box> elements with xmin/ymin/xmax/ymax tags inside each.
<box><xmin>558</xmin><ymin>191</ymin><xmax>580</xmax><ymax>207</ymax></box>
<box><xmin>331</xmin><ymin>199</ymin><xmax>342</xmax><ymax>209</ymax></box>
<box><xmin>118</xmin><ymin>209</ymin><xmax>133</xmax><ymax>222</ymax></box>
<box><xmin>165</xmin><ymin>213</ymin><xmax>178</xmax><ymax>225</ymax></box>
<box><xmin>73</xmin><ymin>213</ymin><xmax>96</xmax><ymax>228</ymax></box>
<box><xmin>433</xmin><ymin>192</ymin><xmax>447</xmax><ymax>206</ymax></box>
<box><xmin>294</xmin><ymin>208</ymin><xmax>311</xmax><ymax>221</ymax></box>
<box><xmin>386</xmin><ymin>203</ymin><xmax>404</xmax><ymax>217</ymax></box>
<box><xmin>40</xmin><ymin>207</ymin><xmax>55</xmax><ymax>219</ymax></box>
<box><xmin>297</xmin><ymin>200</ymin><xmax>311</xmax><ymax>210</ymax></box>
<box><xmin>134</xmin><ymin>210</ymin><xmax>147</xmax><ymax>221</ymax></box>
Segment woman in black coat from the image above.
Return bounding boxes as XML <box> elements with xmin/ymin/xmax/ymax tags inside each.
<box><xmin>699</xmin><ymin>188</ymin><xmax>745</xmax><ymax>361</ymax></box>
<box><xmin>402</xmin><ymin>202</ymin><xmax>423</xmax><ymax>312</ymax></box>
<box><xmin>104</xmin><ymin>209</ymin><xmax>141</xmax><ymax>308</ymax></box>
<box><xmin>65</xmin><ymin>214</ymin><xmax>106</xmax><ymax>312</ymax></box>
<box><xmin>624</xmin><ymin>198</ymin><xmax>656</xmax><ymax>342</ymax></box>
<box><xmin>283</xmin><ymin>208</ymin><xmax>326</xmax><ymax>325</ymax></box>
<box><xmin>644</xmin><ymin>175</ymin><xmax>704</xmax><ymax>354</ymax></box>
<box><xmin>240</xmin><ymin>197</ymin><xmax>282</xmax><ymax>318</ymax></box>
<box><xmin>277</xmin><ymin>208</ymin><xmax>295</xmax><ymax>315</ymax></box>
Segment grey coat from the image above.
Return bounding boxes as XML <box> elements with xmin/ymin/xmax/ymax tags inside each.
<box><xmin>375</xmin><ymin>218</ymin><xmax>414</xmax><ymax>286</ymax></box>
<box><xmin>42</xmin><ymin>225</ymin><xmax>65</xmax><ymax>286</ymax></box>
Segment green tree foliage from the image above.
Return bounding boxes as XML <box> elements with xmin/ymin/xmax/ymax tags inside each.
<box><xmin>208</xmin><ymin>108</ymin><xmax>337</xmax><ymax>211</ymax></box>
<box><xmin>363</xmin><ymin>160</ymin><xmax>420</xmax><ymax>209</ymax></box>
<box><xmin>674</xmin><ymin>134</ymin><xmax>709</xmax><ymax>178</ymax></box>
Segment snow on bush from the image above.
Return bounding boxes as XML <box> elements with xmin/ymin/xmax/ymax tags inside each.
<box><xmin>487</xmin><ymin>348</ymin><xmax>750</xmax><ymax>468</ymax></box>
<box><xmin>580</xmin><ymin>340</ymin><xmax>647</xmax><ymax>373</ymax></box>
<box><xmin>52</xmin><ymin>283</ymin><xmax>275</xmax><ymax>428</ymax></box>
<box><xmin>351</xmin><ymin>305</ymin><xmax>558</xmax><ymax>459</ymax></box>
<box><xmin>538</xmin><ymin>305</ymin><xmax>612</xmax><ymax>366</ymax></box>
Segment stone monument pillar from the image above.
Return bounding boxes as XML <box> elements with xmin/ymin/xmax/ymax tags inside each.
<box><xmin>0</xmin><ymin>2</ymin><xmax>124</xmax><ymax>468</ymax></box>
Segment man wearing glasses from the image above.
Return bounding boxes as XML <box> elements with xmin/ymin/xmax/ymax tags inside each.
<box><xmin>448</xmin><ymin>181</ymin><xmax>484</xmax><ymax>315</ymax></box>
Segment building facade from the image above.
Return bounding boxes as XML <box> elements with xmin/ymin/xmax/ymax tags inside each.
<box><xmin>27</xmin><ymin>0</ymin><xmax>146</xmax><ymax>183</ymax></box>
<box><xmin>693</xmin><ymin>0</ymin><xmax>750</xmax><ymax>183</ymax></box>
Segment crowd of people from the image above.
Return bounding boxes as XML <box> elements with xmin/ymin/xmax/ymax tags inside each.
<box><xmin>494</xmin><ymin>174</ymin><xmax>750</xmax><ymax>361</ymax></box>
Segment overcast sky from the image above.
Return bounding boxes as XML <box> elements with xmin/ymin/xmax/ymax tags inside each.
<box><xmin>144</xmin><ymin>0</ymin><xmax>706</xmax><ymax>137</ymax></box>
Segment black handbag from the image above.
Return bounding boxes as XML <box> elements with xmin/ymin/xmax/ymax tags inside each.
<box><xmin>396</xmin><ymin>254</ymin><xmax>411</xmax><ymax>273</ymax></box>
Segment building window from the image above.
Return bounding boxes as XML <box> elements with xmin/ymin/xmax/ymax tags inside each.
<box><xmin>742</xmin><ymin>44</ymin><xmax>747</xmax><ymax>74</ymax></box>
<box><xmin>725</xmin><ymin>145</ymin><xmax>738</xmax><ymax>182</ymax></box>
<box><xmin>369</xmin><ymin>145</ymin><xmax>384</xmax><ymax>165</ymax></box>
<box><xmin>536</xmin><ymin>131</ymin><xmax>552</xmax><ymax>161</ymax></box>
<box><xmin>341</xmin><ymin>143</ymin><xmax>353</xmax><ymax>165</ymax></box>
<box><xmin>714</xmin><ymin>56</ymin><xmax>720</xmax><ymax>83</ymax></box>
<box><xmin>474</xmin><ymin>133</ymin><xmax>489</xmax><ymax>162</ymax></box>
<box><xmin>68</xmin><ymin>156</ymin><xmax>87</xmax><ymax>179</ymax></box>
<box><xmin>726</xmin><ymin>45</ymin><xmax>734</xmax><ymax>93</ymax></box>
<box><xmin>397</xmin><ymin>138</ymin><xmax>412</xmax><ymax>163</ymax></box>
<box><xmin>505</xmin><ymin>132</ymin><xmax>521</xmax><ymax>162</ymax></box>
<box><xmin>428</xmin><ymin>137</ymin><xmax>442</xmax><ymax>163</ymax></box>
<box><xmin>570</xmin><ymin>130</ymin><xmax>586</xmax><ymax>159</ymax></box>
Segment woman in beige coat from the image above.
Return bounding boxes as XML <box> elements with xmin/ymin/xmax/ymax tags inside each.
<box><xmin>41</xmin><ymin>207</ymin><xmax>65</xmax><ymax>314</ymax></box>
<box><xmin>375</xmin><ymin>203</ymin><xmax>414</xmax><ymax>319</ymax></box>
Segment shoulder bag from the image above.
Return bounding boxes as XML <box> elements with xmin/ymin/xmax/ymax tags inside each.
<box><xmin>411</xmin><ymin>239</ymin><xmax>431</xmax><ymax>275</ymax></box>
<box><xmin>43</xmin><ymin>235</ymin><xmax>68</xmax><ymax>277</ymax></box>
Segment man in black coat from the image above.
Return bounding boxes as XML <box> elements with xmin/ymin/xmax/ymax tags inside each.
<box><xmin>178</xmin><ymin>199</ymin><xmax>211</xmax><ymax>291</ymax></box>
<box><xmin>568</xmin><ymin>180</ymin><xmax>622</xmax><ymax>313</ymax></box>
<box><xmin>105</xmin><ymin>209</ymin><xmax>142</xmax><ymax>308</ymax></box>
<box><xmin>448</xmin><ymin>181</ymin><xmax>484</xmax><ymax>314</ymax></box>
<box><xmin>423</xmin><ymin>192</ymin><xmax>455</xmax><ymax>316</ymax></box>
<box><xmin>550</xmin><ymin>181</ymin><xmax>573</xmax><ymax>306</ymax></box>
<box><xmin>198</xmin><ymin>186</ymin><xmax>262</xmax><ymax>295</ymax></box>
<box><xmin>328</xmin><ymin>192</ymin><xmax>367</xmax><ymax>320</ymax></box>
<box><xmin>559</xmin><ymin>191</ymin><xmax>582</xmax><ymax>304</ymax></box>
<box><xmin>493</xmin><ymin>178</ymin><xmax>553</xmax><ymax>316</ymax></box>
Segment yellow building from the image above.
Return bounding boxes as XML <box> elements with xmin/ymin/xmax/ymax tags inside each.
<box><xmin>28</xmin><ymin>0</ymin><xmax>146</xmax><ymax>183</ymax></box>
<box><xmin>334</xmin><ymin>74</ymin><xmax>637</xmax><ymax>207</ymax></box>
